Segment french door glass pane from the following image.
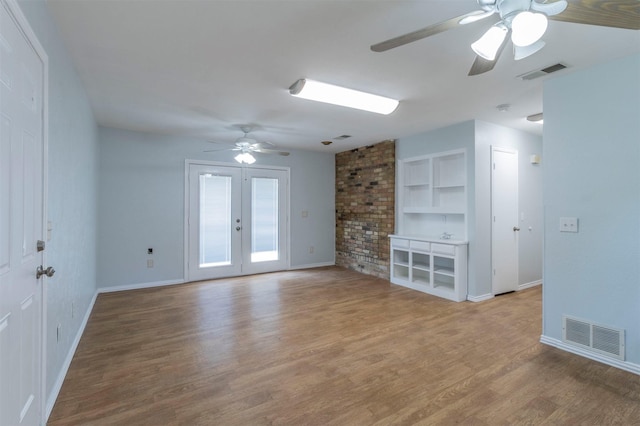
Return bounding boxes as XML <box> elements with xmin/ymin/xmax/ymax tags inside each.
<box><xmin>200</xmin><ymin>174</ymin><xmax>232</xmax><ymax>267</ymax></box>
<box><xmin>251</xmin><ymin>177</ymin><xmax>279</xmax><ymax>262</ymax></box>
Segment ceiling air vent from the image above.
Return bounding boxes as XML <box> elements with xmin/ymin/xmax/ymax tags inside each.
<box><xmin>518</xmin><ymin>63</ymin><xmax>568</xmax><ymax>81</ymax></box>
<box><xmin>563</xmin><ymin>315</ymin><xmax>625</xmax><ymax>360</ymax></box>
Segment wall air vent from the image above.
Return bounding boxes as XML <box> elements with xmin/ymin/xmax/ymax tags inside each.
<box><xmin>518</xmin><ymin>63</ymin><xmax>568</xmax><ymax>80</ymax></box>
<box><xmin>563</xmin><ymin>316</ymin><xmax>625</xmax><ymax>360</ymax></box>
<box><xmin>334</xmin><ymin>135</ymin><xmax>352</xmax><ymax>140</ymax></box>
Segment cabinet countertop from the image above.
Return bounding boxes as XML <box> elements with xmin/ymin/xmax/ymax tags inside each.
<box><xmin>389</xmin><ymin>234</ymin><xmax>468</xmax><ymax>245</ymax></box>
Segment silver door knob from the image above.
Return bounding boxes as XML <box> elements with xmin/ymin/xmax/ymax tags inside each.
<box><xmin>236</xmin><ymin>226</ymin><xmax>241</xmax><ymax>231</ymax></box>
<box><xmin>36</xmin><ymin>265</ymin><xmax>55</xmax><ymax>279</ymax></box>
<box><xmin>513</xmin><ymin>226</ymin><xmax>521</xmax><ymax>232</ymax></box>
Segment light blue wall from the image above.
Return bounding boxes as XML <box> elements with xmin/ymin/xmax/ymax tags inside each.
<box><xmin>98</xmin><ymin>127</ymin><xmax>335</xmax><ymax>288</ymax></box>
<box><xmin>475</xmin><ymin>120</ymin><xmax>544</xmax><ymax>296</ymax></box>
<box><xmin>396</xmin><ymin>120</ymin><xmax>543</xmax><ymax>298</ymax></box>
<box><xmin>542</xmin><ymin>53</ymin><xmax>640</xmax><ymax>365</ymax></box>
<box><xmin>17</xmin><ymin>0</ymin><xmax>99</xmax><ymax>408</ymax></box>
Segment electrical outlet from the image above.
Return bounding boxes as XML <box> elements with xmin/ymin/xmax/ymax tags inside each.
<box><xmin>148</xmin><ymin>247</ymin><xmax>153</xmax><ymax>255</ymax></box>
<box><xmin>309</xmin><ymin>246</ymin><xmax>314</xmax><ymax>254</ymax></box>
<box><xmin>559</xmin><ymin>217</ymin><xmax>579</xmax><ymax>233</ymax></box>
<box><xmin>147</xmin><ymin>259</ymin><xmax>154</xmax><ymax>268</ymax></box>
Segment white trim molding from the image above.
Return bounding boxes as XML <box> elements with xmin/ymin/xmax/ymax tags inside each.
<box><xmin>519</xmin><ymin>279</ymin><xmax>542</xmax><ymax>291</ymax></box>
<box><xmin>98</xmin><ymin>279</ymin><xmax>185</xmax><ymax>294</ymax></box>
<box><xmin>467</xmin><ymin>293</ymin><xmax>494</xmax><ymax>303</ymax></box>
<box><xmin>288</xmin><ymin>262</ymin><xmax>335</xmax><ymax>271</ymax></box>
<box><xmin>540</xmin><ymin>335</ymin><xmax>640</xmax><ymax>376</ymax></box>
<box><xmin>46</xmin><ymin>291</ymin><xmax>98</xmax><ymax>420</ymax></box>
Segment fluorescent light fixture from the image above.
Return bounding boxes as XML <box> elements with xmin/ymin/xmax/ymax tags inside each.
<box><xmin>234</xmin><ymin>152</ymin><xmax>256</xmax><ymax>164</ymax></box>
<box><xmin>289</xmin><ymin>79</ymin><xmax>399</xmax><ymax>115</ymax></box>
<box><xmin>511</xmin><ymin>11</ymin><xmax>548</xmax><ymax>47</ymax></box>
<box><xmin>471</xmin><ymin>24</ymin><xmax>508</xmax><ymax>61</ymax></box>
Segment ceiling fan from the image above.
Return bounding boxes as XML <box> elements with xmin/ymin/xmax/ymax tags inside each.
<box><xmin>206</xmin><ymin>126</ymin><xmax>290</xmax><ymax>164</ymax></box>
<box><xmin>371</xmin><ymin>0</ymin><xmax>640</xmax><ymax>76</ymax></box>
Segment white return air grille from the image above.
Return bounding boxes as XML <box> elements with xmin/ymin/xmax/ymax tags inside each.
<box><xmin>563</xmin><ymin>316</ymin><xmax>625</xmax><ymax>360</ymax></box>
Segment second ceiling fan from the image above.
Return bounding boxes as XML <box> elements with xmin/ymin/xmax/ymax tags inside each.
<box><xmin>371</xmin><ymin>0</ymin><xmax>640</xmax><ymax>76</ymax></box>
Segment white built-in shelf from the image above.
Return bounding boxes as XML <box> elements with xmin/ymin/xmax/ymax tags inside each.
<box><xmin>397</xmin><ymin>149</ymin><xmax>467</xmax><ymax>240</ymax></box>
<box><xmin>389</xmin><ymin>235</ymin><xmax>468</xmax><ymax>302</ymax></box>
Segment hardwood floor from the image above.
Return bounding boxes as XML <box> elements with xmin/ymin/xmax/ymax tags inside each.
<box><xmin>48</xmin><ymin>267</ymin><xmax>640</xmax><ymax>425</ymax></box>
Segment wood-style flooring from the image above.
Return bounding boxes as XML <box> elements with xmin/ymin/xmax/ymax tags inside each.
<box><xmin>48</xmin><ymin>267</ymin><xmax>640</xmax><ymax>425</ymax></box>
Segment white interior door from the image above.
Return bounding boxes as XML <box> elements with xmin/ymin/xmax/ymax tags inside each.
<box><xmin>187</xmin><ymin>163</ymin><xmax>288</xmax><ymax>281</ymax></box>
<box><xmin>0</xmin><ymin>0</ymin><xmax>47</xmax><ymax>424</ymax></box>
<box><xmin>491</xmin><ymin>147</ymin><xmax>519</xmax><ymax>295</ymax></box>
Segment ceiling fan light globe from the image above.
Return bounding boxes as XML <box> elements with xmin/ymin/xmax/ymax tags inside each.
<box><xmin>235</xmin><ymin>152</ymin><xmax>256</xmax><ymax>164</ymax></box>
<box><xmin>511</xmin><ymin>11</ymin><xmax>548</xmax><ymax>47</ymax></box>
<box><xmin>471</xmin><ymin>24</ymin><xmax>508</xmax><ymax>61</ymax></box>
<box><xmin>514</xmin><ymin>40</ymin><xmax>546</xmax><ymax>60</ymax></box>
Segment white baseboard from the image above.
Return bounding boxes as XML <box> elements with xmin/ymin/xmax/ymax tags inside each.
<box><xmin>46</xmin><ymin>290</ymin><xmax>98</xmax><ymax>420</ymax></box>
<box><xmin>288</xmin><ymin>261</ymin><xmax>335</xmax><ymax>271</ymax></box>
<box><xmin>519</xmin><ymin>279</ymin><xmax>542</xmax><ymax>291</ymax></box>
<box><xmin>467</xmin><ymin>293</ymin><xmax>494</xmax><ymax>303</ymax></box>
<box><xmin>540</xmin><ymin>335</ymin><xmax>640</xmax><ymax>376</ymax></box>
<box><xmin>98</xmin><ymin>279</ymin><xmax>185</xmax><ymax>294</ymax></box>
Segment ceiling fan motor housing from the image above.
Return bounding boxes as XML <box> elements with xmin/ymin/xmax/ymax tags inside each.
<box><xmin>497</xmin><ymin>0</ymin><xmax>535</xmax><ymax>17</ymax></box>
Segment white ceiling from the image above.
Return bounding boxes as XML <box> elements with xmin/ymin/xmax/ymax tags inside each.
<box><xmin>46</xmin><ymin>0</ymin><xmax>640</xmax><ymax>153</ymax></box>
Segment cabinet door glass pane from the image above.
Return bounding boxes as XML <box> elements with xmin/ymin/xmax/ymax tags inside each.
<box><xmin>200</xmin><ymin>174</ymin><xmax>232</xmax><ymax>266</ymax></box>
<box><xmin>251</xmin><ymin>177</ymin><xmax>279</xmax><ymax>262</ymax></box>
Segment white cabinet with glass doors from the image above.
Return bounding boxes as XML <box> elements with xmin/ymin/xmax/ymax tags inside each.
<box><xmin>390</xmin><ymin>236</ymin><xmax>467</xmax><ymax>302</ymax></box>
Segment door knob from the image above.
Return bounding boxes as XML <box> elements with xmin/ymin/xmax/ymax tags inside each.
<box><xmin>36</xmin><ymin>265</ymin><xmax>55</xmax><ymax>279</ymax></box>
<box><xmin>236</xmin><ymin>226</ymin><xmax>241</xmax><ymax>231</ymax></box>
<box><xmin>513</xmin><ymin>226</ymin><xmax>521</xmax><ymax>232</ymax></box>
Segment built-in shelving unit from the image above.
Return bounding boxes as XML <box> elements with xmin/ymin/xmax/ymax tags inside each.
<box><xmin>397</xmin><ymin>149</ymin><xmax>467</xmax><ymax>238</ymax></box>
<box><xmin>393</xmin><ymin>148</ymin><xmax>468</xmax><ymax>301</ymax></box>
<box><xmin>390</xmin><ymin>236</ymin><xmax>468</xmax><ymax>302</ymax></box>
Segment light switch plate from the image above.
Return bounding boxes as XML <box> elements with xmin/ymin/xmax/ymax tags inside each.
<box><xmin>560</xmin><ymin>217</ymin><xmax>579</xmax><ymax>233</ymax></box>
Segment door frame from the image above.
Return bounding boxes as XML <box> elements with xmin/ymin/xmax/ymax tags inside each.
<box><xmin>491</xmin><ymin>146</ymin><xmax>519</xmax><ymax>295</ymax></box>
<box><xmin>183</xmin><ymin>159</ymin><xmax>290</xmax><ymax>282</ymax></box>
<box><xmin>2</xmin><ymin>0</ymin><xmax>49</xmax><ymax>422</ymax></box>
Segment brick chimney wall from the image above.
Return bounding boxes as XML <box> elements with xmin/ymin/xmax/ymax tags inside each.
<box><xmin>335</xmin><ymin>140</ymin><xmax>395</xmax><ymax>279</ymax></box>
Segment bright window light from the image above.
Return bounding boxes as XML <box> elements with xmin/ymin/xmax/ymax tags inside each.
<box><xmin>289</xmin><ymin>79</ymin><xmax>399</xmax><ymax>115</ymax></box>
<box><xmin>511</xmin><ymin>11</ymin><xmax>548</xmax><ymax>47</ymax></box>
<box><xmin>234</xmin><ymin>152</ymin><xmax>256</xmax><ymax>164</ymax></box>
<box><xmin>471</xmin><ymin>24</ymin><xmax>508</xmax><ymax>61</ymax></box>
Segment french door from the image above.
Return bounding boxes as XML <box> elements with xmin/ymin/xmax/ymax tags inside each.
<box><xmin>186</xmin><ymin>162</ymin><xmax>288</xmax><ymax>281</ymax></box>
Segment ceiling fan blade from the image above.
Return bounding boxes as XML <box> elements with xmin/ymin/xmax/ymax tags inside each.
<box><xmin>371</xmin><ymin>10</ymin><xmax>497</xmax><ymax>52</ymax></box>
<box><xmin>203</xmin><ymin>147</ymin><xmax>241</xmax><ymax>153</ymax></box>
<box><xmin>253</xmin><ymin>147</ymin><xmax>290</xmax><ymax>156</ymax></box>
<box><xmin>549</xmin><ymin>0</ymin><xmax>640</xmax><ymax>30</ymax></box>
<box><xmin>459</xmin><ymin>10</ymin><xmax>496</xmax><ymax>25</ymax></box>
<box><xmin>468</xmin><ymin>34</ymin><xmax>508</xmax><ymax>76</ymax></box>
<box><xmin>531</xmin><ymin>0</ymin><xmax>568</xmax><ymax>16</ymax></box>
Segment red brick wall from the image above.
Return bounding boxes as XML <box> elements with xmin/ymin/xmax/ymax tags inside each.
<box><xmin>335</xmin><ymin>140</ymin><xmax>395</xmax><ymax>279</ymax></box>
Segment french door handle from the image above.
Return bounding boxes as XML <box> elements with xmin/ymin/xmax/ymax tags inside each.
<box><xmin>513</xmin><ymin>226</ymin><xmax>520</xmax><ymax>232</ymax></box>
